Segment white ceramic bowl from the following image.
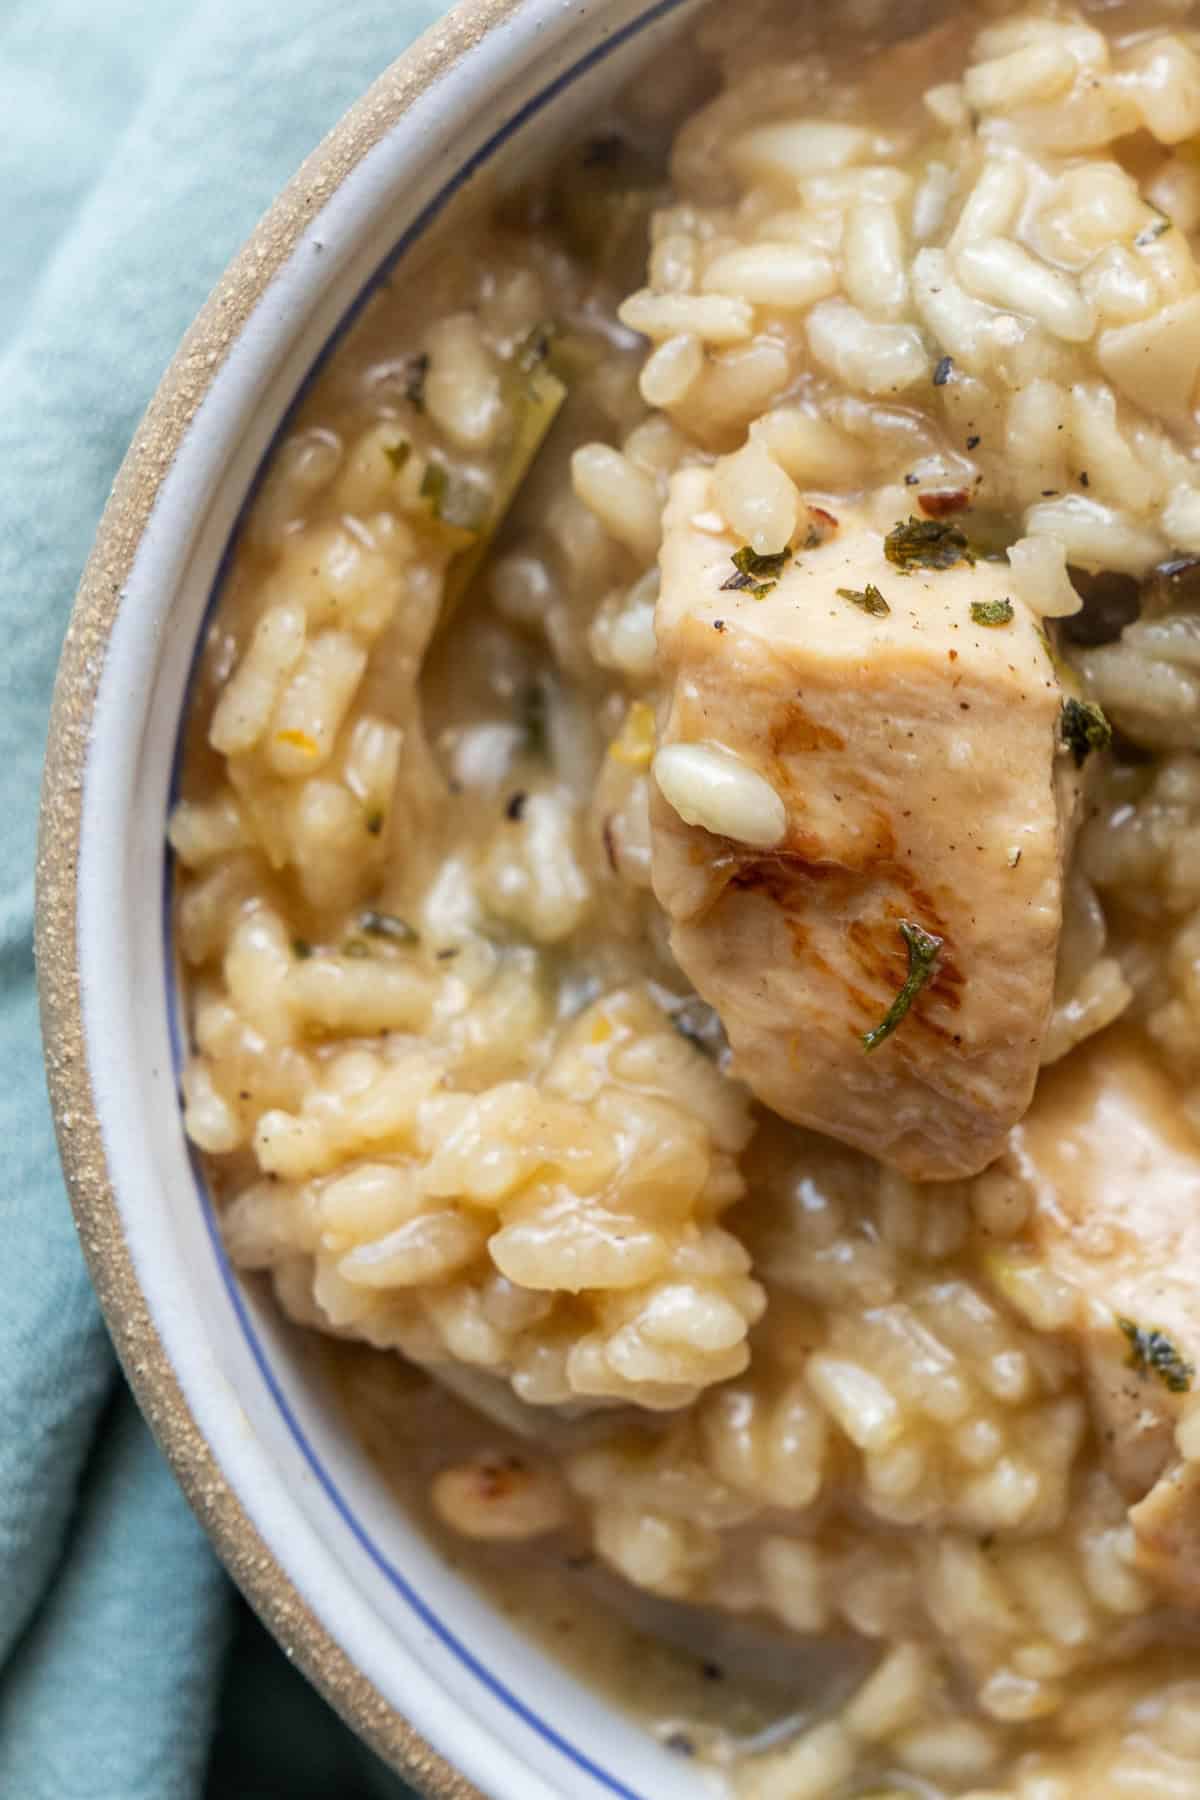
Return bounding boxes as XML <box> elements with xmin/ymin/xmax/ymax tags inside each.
<box><xmin>36</xmin><ymin>3</ymin><xmax>718</xmax><ymax>1796</ymax></box>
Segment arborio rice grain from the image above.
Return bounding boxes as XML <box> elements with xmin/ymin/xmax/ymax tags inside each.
<box><xmin>171</xmin><ymin>0</ymin><xmax>1200</xmax><ymax>1791</ymax></box>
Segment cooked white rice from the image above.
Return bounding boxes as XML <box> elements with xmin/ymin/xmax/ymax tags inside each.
<box><xmin>171</xmin><ymin>0</ymin><xmax>1200</xmax><ymax>1790</ymax></box>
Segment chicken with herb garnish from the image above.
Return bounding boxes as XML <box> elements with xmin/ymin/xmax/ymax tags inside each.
<box><xmin>650</xmin><ymin>469</ymin><xmax>1083</xmax><ymax>1179</ymax></box>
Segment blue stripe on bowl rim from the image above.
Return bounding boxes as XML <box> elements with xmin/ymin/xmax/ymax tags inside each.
<box><xmin>161</xmin><ymin>2</ymin><xmax>696</xmax><ymax>1796</ymax></box>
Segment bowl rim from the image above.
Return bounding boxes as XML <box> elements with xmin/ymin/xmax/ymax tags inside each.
<box><xmin>34</xmin><ymin>3</ymin><xmax>577</xmax><ymax>1793</ymax></box>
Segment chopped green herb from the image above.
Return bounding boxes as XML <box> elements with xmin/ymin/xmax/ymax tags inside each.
<box><xmin>720</xmin><ymin>544</ymin><xmax>791</xmax><ymax>598</ymax></box>
<box><xmin>365</xmin><ymin>809</ymin><xmax>385</xmax><ymax>836</ymax></box>
<box><xmin>884</xmin><ymin>515</ymin><xmax>973</xmax><ymax>573</ymax></box>
<box><xmin>1118</xmin><ymin>1317</ymin><xmax>1194</xmax><ymax>1393</ymax></box>
<box><xmin>863</xmin><ymin>920</ymin><xmax>944</xmax><ymax>1052</ymax></box>
<box><xmin>342</xmin><ymin>937</ymin><xmax>371</xmax><ymax>959</ymax></box>
<box><xmin>517</xmin><ymin>320</ymin><xmax>559</xmax><ymax>373</ymax></box>
<box><xmin>732</xmin><ymin>545</ymin><xmax>791</xmax><ymax>580</ymax></box>
<box><xmin>405</xmin><ymin>351</ymin><xmax>430</xmax><ymax>410</ymax></box>
<box><xmin>420</xmin><ymin>459</ymin><xmax>489</xmax><ymax>531</ymax></box>
<box><xmin>441</xmin><ymin>356</ymin><xmax>565</xmax><ymax>617</ymax></box>
<box><xmin>1136</xmin><ymin>213</ymin><xmax>1172</xmax><ymax>248</ymax></box>
<box><xmin>519</xmin><ymin>680</ymin><xmax>548</xmax><ymax>758</ymax></box>
<box><xmin>420</xmin><ymin>459</ymin><xmax>446</xmax><ymax>510</ymax></box>
<box><xmin>359</xmin><ymin>910</ymin><xmax>419</xmax><ymax>944</ymax></box>
<box><xmin>1060</xmin><ymin>696</ymin><xmax>1112</xmax><ymax>768</ymax></box>
<box><xmin>970</xmin><ymin>597</ymin><xmax>1014</xmax><ymax>627</ymax></box>
<box><xmin>837</xmin><ymin>583</ymin><xmax>890</xmax><ymax>617</ymax></box>
<box><xmin>933</xmin><ymin>354</ymin><xmax>954</xmax><ymax>386</ymax></box>
<box><xmin>383</xmin><ymin>440</ymin><xmax>411</xmax><ymax>475</ymax></box>
<box><xmin>291</xmin><ymin>937</ymin><xmax>313</xmax><ymax>960</ymax></box>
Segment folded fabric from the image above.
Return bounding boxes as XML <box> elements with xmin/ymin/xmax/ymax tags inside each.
<box><xmin>2</xmin><ymin>3</ymin><xmax>443</xmax><ymax>1794</ymax></box>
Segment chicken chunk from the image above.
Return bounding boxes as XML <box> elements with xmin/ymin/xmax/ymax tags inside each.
<box><xmin>649</xmin><ymin>468</ymin><xmax>1075</xmax><ymax>1180</ymax></box>
<box><xmin>1010</xmin><ymin>1029</ymin><xmax>1200</xmax><ymax>1601</ymax></box>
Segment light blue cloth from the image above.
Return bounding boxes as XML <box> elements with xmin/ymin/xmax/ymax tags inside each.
<box><xmin>2</xmin><ymin>3</ymin><xmax>447</xmax><ymax>1794</ymax></box>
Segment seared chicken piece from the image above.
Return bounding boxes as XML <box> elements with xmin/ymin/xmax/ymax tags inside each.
<box><xmin>649</xmin><ymin>468</ymin><xmax>1075</xmax><ymax>1181</ymax></box>
<box><xmin>1011</xmin><ymin>1031</ymin><xmax>1200</xmax><ymax>1601</ymax></box>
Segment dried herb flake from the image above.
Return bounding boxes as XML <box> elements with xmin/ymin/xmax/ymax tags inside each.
<box><xmin>838</xmin><ymin>583</ymin><xmax>890</xmax><ymax>617</ymax></box>
<box><xmin>885</xmin><ymin>516</ymin><xmax>973</xmax><ymax>573</ymax></box>
<box><xmin>720</xmin><ymin>544</ymin><xmax>791</xmax><ymax>598</ymax></box>
<box><xmin>291</xmin><ymin>937</ymin><xmax>313</xmax><ymax>960</ymax></box>
<box><xmin>1118</xmin><ymin>1317</ymin><xmax>1194</xmax><ymax>1393</ymax></box>
<box><xmin>1060</xmin><ymin>696</ymin><xmax>1112</xmax><ymax>768</ymax></box>
<box><xmin>384</xmin><ymin>440</ymin><xmax>411</xmax><ymax>475</ymax></box>
<box><xmin>863</xmin><ymin>921</ymin><xmax>944</xmax><ymax>1052</ymax></box>
<box><xmin>970</xmin><ymin>598</ymin><xmax>1014</xmax><ymax>627</ymax></box>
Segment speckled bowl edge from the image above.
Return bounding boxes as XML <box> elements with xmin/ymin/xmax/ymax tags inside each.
<box><xmin>34</xmin><ymin>6</ymin><xmax>534</xmax><ymax>1792</ymax></box>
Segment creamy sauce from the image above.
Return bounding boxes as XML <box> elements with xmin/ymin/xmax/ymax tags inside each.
<box><xmin>326</xmin><ymin>1340</ymin><xmax>871</xmax><ymax>1768</ymax></box>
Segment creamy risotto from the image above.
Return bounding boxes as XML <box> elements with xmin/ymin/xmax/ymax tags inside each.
<box><xmin>172</xmin><ymin>2</ymin><xmax>1200</xmax><ymax>1792</ymax></box>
